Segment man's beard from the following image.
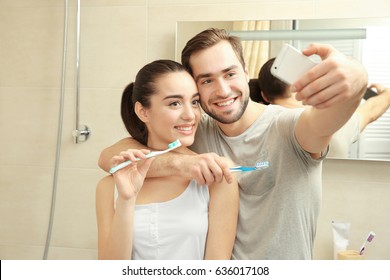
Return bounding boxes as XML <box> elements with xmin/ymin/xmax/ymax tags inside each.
<box><xmin>201</xmin><ymin>95</ymin><xmax>249</xmax><ymax>124</ymax></box>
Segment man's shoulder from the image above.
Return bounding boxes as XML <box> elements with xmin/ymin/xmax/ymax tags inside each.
<box><xmin>262</xmin><ymin>104</ymin><xmax>303</xmax><ymax>123</ymax></box>
<box><xmin>199</xmin><ymin>113</ymin><xmax>216</xmax><ymax>129</ymax></box>
<box><xmin>200</xmin><ymin>112</ymin><xmax>211</xmax><ymax>122</ymax></box>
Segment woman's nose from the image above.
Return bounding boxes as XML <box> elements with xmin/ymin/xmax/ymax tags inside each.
<box><xmin>182</xmin><ymin>104</ymin><xmax>196</xmax><ymax>120</ymax></box>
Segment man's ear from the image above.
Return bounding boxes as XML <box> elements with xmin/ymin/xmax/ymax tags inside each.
<box><xmin>244</xmin><ymin>66</ymin><xmax>250</xmax><ymax>83</ymax></box>
<box><xmin>135</xmin><ymin>101</ymin><xmax>150</xmax><ymax>123</ymax></box>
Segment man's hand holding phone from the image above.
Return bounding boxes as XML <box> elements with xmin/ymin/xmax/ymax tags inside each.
<box><xmin>294</xmin><ymin>43</ymin><xmax>367</xmax><ymax>108</ymax></box>
<box><xmin>271</xmin><ymin>43</ymin><xmax>318</xmax><ymax>85</ymax></box>
<box><xmin>272</xmin><ymin>43</ymin><xmax>367</xmax><ymax>109</ymax></box>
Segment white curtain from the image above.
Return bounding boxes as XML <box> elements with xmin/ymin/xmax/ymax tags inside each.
<box><xmin>232</xmin><ymin>20</ymin><xmax>295</xmax><ymax>78</ymax></box>
<box><xmin>233</xmin><ymin>20</ymin><xmax>270</xmax><ymax>78</ymax></box>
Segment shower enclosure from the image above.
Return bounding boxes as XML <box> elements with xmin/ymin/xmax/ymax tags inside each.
<box><xmin>0</xmin><ymin>0</ymin><xmax>134</xmax><ymax>259</ymax></box>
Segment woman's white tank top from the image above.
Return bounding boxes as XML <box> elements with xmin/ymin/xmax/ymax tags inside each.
<box><xmin>114</xmin><ymin>180</ymin><xmax>209</xmax><ymax>259</ymax></box>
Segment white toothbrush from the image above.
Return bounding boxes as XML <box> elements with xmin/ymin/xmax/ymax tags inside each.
<box><xmin>109</xmin><ymin>139</ymin><xmax>182</xmax><ymax>174</ymax></box>
<box><xmin>359</xmin><ymin>231</ymin><xmax>375</xmax><ymax>255</ymax></box>
<box><xmin>230</xmin><ymin>161</ymin><xmax>270</xmax><ymax>173</ymax></box>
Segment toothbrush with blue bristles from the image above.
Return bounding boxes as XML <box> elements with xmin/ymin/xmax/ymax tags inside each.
<box><xmin>230</xmin><ymin>161</ymin><xmax>270</xmax><ymax>173</ymax></box>
<box><xmin>109</xmin><ymin>139</ymin><xmax>182</xmax><ymax>174</ymax></box>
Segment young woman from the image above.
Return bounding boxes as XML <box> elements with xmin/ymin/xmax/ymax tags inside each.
<box><xmin>96</xmin><ymin>60</ymin><xmax>239</xmax><ymax>260</ymax></box>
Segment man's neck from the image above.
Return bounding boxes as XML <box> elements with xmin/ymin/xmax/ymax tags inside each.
<box><xmin>216</xmin><ymin>100</ymin><xmax>265</xmax><ymax>137</ymax></box>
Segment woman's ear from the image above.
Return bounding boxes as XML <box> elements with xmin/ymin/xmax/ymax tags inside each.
<box><xmin>261</xmin><ymin>91</ymin><xmax>270</xmax><ymax>103</ymax></box>
<box><xmin>135</xmin><ymin>101</ymin><xmax>150</xmax><ymax>123</ymax></box>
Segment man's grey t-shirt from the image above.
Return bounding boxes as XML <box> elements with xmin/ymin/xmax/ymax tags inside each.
<box><xmin>190</xmin><ymin>105</ymin><xmax>324</xmax><ymax>260</ymax></box>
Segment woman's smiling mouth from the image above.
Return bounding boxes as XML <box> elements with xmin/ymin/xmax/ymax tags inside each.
<box><xmin>175</xmin><ymin>125</ymin><xmax>196</xmax><ymax>135</ymax></box>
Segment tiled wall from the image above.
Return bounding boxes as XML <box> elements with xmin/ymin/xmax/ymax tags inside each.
<box><xmin>0</xmin><ymin>0</ymin><xmax>389</xmax><ymax>260</ymax></box>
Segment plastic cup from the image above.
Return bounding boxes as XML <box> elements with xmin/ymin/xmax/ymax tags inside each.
<box><xmin>337</xmin><ymin>250</ymin><xmax>364</xmax><ymax>260</ymax></box>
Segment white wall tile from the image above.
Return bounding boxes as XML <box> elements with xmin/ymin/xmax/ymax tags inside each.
<box><xmin>49</xmin><ymin>168</ymin><xmax>104</xmax><ymax>250</ymax></box>
<box><xmin>0</xmin><ymin>244</ymin><xmax>45</xmax><ymax>260</ymax></box>
<box><xmin>79</xmin><ymin>5</ymin><xmax>148</xmax><ymax>89</ymax></box>
<box><xmin>0</xmin><ymin>166</ymin><xmax>53</xmax><ymax>246</ymax></box>
<box><xmin>0</xmin><ymin>87</ymin><xmax>58</xmax><ymax>167</ymax></box>
<box><xmin>59</xmin><ymin>88</ymin><xmax>128</xmax><ymax>169</ymax></box>
<box><xmin>0</xmin><ymin>6</ymin><xmax>64</xmax><ymax>88</ymax></box>
<box><xmin>47</xmin><ymin>246</ymin><xmax>98</xmax><ymax>260</ymax></box>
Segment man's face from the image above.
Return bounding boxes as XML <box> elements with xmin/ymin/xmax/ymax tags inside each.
<box><xmin>189</xmin><ymin>41</ymin><xmax>250</xmax><ymax>124</ymax></box>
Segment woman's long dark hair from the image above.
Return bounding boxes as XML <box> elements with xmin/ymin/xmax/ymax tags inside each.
<box><xmin>121</xmin><ymin>59</ymin><xmax>187</xmax><ymax>145</ymax></box>
<box><xmin>258</xmin><ymin>57</ymin><xmax>290</xmax><ymax>103</ymax></box>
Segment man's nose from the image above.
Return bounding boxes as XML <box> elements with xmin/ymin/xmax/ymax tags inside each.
<box><xmin>215</xmin><ymin>79</ymin><xmax>230</xmax><ymax>97</ymax></box>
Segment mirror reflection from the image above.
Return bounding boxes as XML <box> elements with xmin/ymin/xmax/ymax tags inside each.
<box><xmin>176</xmin><ymin>18</ymin><xmax>390</xmax><ymax>161</ymax></box>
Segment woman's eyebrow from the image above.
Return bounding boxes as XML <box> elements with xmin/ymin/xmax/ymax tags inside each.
<box><xmin>163</xmin><ymin>93</ymin><xmax>199</xmax><ymax>101</ymax></box>
<box><xmin>162</xmin><ymin>94</ymin><xmax>183</xmax><ymax>100</ymax></box>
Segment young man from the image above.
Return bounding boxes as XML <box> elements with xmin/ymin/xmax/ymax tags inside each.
<box><xmin>99</xmin><ymin>28</ymin><xmax>367</xmax><ymax>259</ymax></box>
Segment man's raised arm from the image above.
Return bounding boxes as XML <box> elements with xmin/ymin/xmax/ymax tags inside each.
<box><xmin>356</xmin><ymin>84</ymin><xmax>390</xmax><ymax>131</ymax></box>
<box><xmin>98</xmin><ymin>137</ymin><xmax>233</xmax><ymax>185</ymax></box>
<box><xmin>292</xmin><ymin>43</ymin><xmax>367</xmax><ymax>156</ymax></box>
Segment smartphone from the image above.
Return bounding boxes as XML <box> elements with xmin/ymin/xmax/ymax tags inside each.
<box><xmin>271</xmin><ymin>44</ymin><xmax>318</xmax><ymax>85</ymax></box>
<box><xmin>363</xmin><ymin>87</ymin><xmax>378</xmax><ymax>100</ymax></box>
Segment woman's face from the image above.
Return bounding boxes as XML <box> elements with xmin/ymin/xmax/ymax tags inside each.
<box><xmin>141</xmin><ymin>71</ymin><xmax>200</xmax><ymax>150</ymax></box>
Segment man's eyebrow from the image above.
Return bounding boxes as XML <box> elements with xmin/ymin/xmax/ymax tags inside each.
<box><xmin>194</xmin><ymin>65</ymin><xmax>239</xmax><ymax>82</ymax></box>
<box><xmin>194</xmin><ymin>73</ymin><xmax>211</xmax><ymax>83</ymax></box>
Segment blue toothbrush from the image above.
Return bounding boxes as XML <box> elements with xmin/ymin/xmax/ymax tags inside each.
<box><xmin>109</xmin><ymin>139</ymin><xmax>182</xmax><ymax>174</ymax></box>
<box><xmin>230</xmin><ymin>161</ymin><xmax>270</xmax><ymax>173</ymax></box>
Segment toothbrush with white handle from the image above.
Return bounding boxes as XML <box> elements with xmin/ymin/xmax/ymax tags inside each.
<box><xmin>109</xmin><ymin>139</ymin><xmax>182</xmax><ymax>174</ymax></box>
<box><xmin>230</xmin><ymin>161</ymin><xmax>270</xmax><ymax>173</ymax></box>
<box><xmin>359</xmin><ymin>231</ymin><xmax>375</xmax><ymax>255</ymax></box>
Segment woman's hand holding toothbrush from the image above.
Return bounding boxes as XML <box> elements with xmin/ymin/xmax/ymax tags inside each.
<box><xmin>110</xmin><ymin>149</ymin><xmax>154</xmax><ymax>200</ymax></box>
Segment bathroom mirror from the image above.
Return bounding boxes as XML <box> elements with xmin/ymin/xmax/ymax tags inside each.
<box><xmin>176</xmin><ymin>18</ymin><xmax>390</xmax><ymax>161</ymax></box>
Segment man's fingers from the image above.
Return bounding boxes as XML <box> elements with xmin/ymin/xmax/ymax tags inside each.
<box><xmin>215</xmin><ymin>156</ymin><xmax>233</xmax><ymax>184</ymax></box>
<box><xmin>190</xmin><ymin>153</ymin><xmax>233</xmax><ymax>185</ymax></box>
<box><xmin>302</xmin><ymin>43</ymin><xmax>333</xmax><ymax>59</ymax></box>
